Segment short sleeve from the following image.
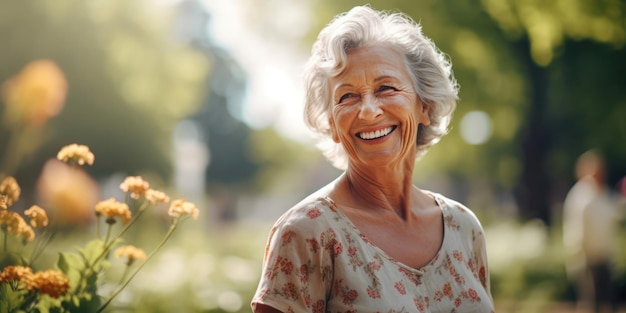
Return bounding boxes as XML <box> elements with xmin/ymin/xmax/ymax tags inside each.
<box><xmin>252</xmin><ymin>204</ymin><xmax>334</xmax><ymax>313</ymax></box>
<box><xmin>472</xmin><ymin>223</ymin><xmax>491</xmax><ymax>300</ymax></box>
<box><xmin>442</xmin><ymin>196</ymin><xmax>493</xmax><ymax>301</ymax></box>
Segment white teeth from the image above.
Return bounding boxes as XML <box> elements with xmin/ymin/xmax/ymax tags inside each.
<box><xmin>358</xmin><ymin>126</ymin><xmax>393</xmax><ymax>140</ymax></box>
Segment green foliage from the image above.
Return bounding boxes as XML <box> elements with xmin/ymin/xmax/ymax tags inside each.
<box><xmin>481</xmin><ymin>0</ymin><xmax>625</xmax><ymax>66</ymax></box>
<box><xmin>52</xmin><ymin>239</ymin><xmax>121</xmax><ymax>312</ymax></box>
<box><xmin>1</xmin><ymin>159</ymin><xmax>199</xmax><ymax>312</ymax></box>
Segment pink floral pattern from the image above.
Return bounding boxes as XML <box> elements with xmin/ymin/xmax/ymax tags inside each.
<box><xmin>252</xmin><ymin>193</ymin><xmax>495</xmax><ymax>312</ymax></box>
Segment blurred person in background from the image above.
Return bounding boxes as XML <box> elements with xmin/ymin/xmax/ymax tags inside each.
<box><xmin>562</xmin><ymin>150</ymin><xmax>623</xmax><ymax>313</ymax></box>
<box><xmin>251</xmin><ymin>5</ymin><xmax>494</xmax><ymax>313</ymax></box>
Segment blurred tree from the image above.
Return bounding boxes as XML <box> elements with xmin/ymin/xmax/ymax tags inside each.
<box><xmin>0</xmin><ymin>0</ymin><xmax>209</xmax><ymax>194</ymax></box>
<box><xmin>298</xmin><ymin>0</ymin><xmax>626</xmax><ymax>225</ymax></box>
<box><xmin>173</xmin><ymin>0</ymin><xmax>261</xmax><ymax>221</ymax></box>
<box><xmin>481</xmin><ymin>0</ymin><xmax>626</xmax><ymax>224</ymax></box>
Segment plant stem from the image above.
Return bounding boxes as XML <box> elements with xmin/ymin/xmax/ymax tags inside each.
<box><xmin>118</xmin><ymin>265</ymin><xmax>130</xmax><ymax>285</ymax></box>
<box><xmin>97</xmin><ymin>220</ymin><xmax>179</xmax><ymax>313</ymax></box>
<box><xmin>96</xmin><ymin>216</ymin><xmax>101</xmax><ymax>240</ymax></box>
<box><xmin>79</xmin><ymin>201</ymin><xmax>151</xmax><ymax>289</ymax></box>
<box><xmin>17</xmin><ymin>290</ymin><xmax>39</xmax><ymax>312</ymax></box>
<box><xmin>28</xmin><ymin>230</ymin><xmax>55</xmax><ymax>265</ymax></box>
<box><xmin>114</xmin><ymin>201</ymin><xmax>148</xmax><ymax>239</ymax></box>
<box><xmin>104</xmin><ymin>224</ymin><xmax>112</xmax><ymax>245</ymax></box>
<box><xmin>2</xmin><ymin>228</ymin><xmax>7</xmax><ymax>254</ymax></box>
<box><xmin>90</xmin><ymin>205</ymin><xmax>148</xmax><ymax>268</ymax></box>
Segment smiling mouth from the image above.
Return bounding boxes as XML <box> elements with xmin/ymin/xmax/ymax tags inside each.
<box><xmin>357</xmin><ymin>126</ymin><xmax>397</xmax><ymax>140</ymax></box>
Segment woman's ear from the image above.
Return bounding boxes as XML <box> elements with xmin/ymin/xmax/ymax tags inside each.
<box><xmin>417</xmin><ymin>99</ymin><xmax>431</xmax><ymax>126</ymax></box>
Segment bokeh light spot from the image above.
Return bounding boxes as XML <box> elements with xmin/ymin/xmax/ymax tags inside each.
<box><xmin>459</xmin><ymin>110</ymin><xmax>493</xmax><ymax>145</ymax></box>
<box><xmin>217</xmin><ymin>291</ymin><xmax>243</xmax><ymax>312</ymax></box>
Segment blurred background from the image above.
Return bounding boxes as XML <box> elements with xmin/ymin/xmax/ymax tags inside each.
<box><xmin>1</xmin><ymin>0</ymin><xmax>625</xmax><ymax>312</ymax></box>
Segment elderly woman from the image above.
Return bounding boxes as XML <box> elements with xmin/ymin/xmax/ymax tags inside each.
<box><xmin>252</xmin><ymin>5</ymin><xmax>494</xmax><ymax>313</ymax></box>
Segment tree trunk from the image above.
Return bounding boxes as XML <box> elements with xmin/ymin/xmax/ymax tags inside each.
<box><xmin>514</xmin><ymin>39</ymin><xmax>552</xmax><ymax>226</ymax></box>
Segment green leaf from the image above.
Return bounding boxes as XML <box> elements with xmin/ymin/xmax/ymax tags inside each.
<box><xmin>78</xmin><ymin>239</ymin><xmax>106</xmax><ymax>265</ymax></box>
<box><xmin>59</xmin><ymin>291</ymin><xmax>101</xmax><ymax>313</ymax></box>
<box><xmin>0</xmin><ymin>284</ymin><xmax>26</xmax><ymax>313</ymax></box>
<box><xmin>57</xmin><ymin>253</ymin><xmax>84</xmax><ymax>274</ymax></box>
<box><xmin>33</xmin><ymin>295</ymin><xmax>62</xmax><ymax>313</ymax></box>
<box><xmin>57</xmin><ymin>252</ymin><xmax>84</xmax><ymax>291</ymax></box>
<box><xmin>78</xmin><ymin>238</ymin><xmax>122</xmax><ymax>269</ymax></box>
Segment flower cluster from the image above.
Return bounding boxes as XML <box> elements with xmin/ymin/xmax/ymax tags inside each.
<box><xmin>114</xmin><ymin>245</ymin><xmax>147</xmax><ymax>265</ymax></box>
<box><xmin>120</xmin><ymin>176</ymin><xmax>150</xmax><ymax>200</ymax></box>
<box><xmin>0</xmin><ymin>176</ymin><xmax>21</xmax><ymax>207</ymax></box>
<box><xmin>1</xmin><ymin>62</ymin><xmax>201</xmax><ymax>312</ymax></box>
<box><xmin>24</xmin><ymin>205</ymin><xmax>49</xmax><ymax>228</ymax></box>
<box><xmin>95</xmin><ymin>198</ymin><xmax>132</xmax><ymax>224</ymax></box>
<box><xmin>0</xmin><ymin>266</ymin><xmax>70</xmax><ymax>299</ymax></box>
<box><xmin>168</xmin><ymin>199</ymin><xmax>200</xmax><ymax>220</ymax></box>
<box><xmin>0</xmin><ymin>210</ymin><xmax>35</xmax><ymax>242</ymax></box>
<box><xmin>145</xmin><ymin>189</ymin><xmax>170</xmax><ymax>204</ymax></box>
<box><xmin>0</xmin><ymin>143</ymin><xmax>200</xmax><ymax>313</ymax></box>
<box><xmin>56</xmin><ymin>143</ymin><xmax>95</xmax><ymax>166</ymax></box>
<box><xmin>0</xmin><ymin>177</ymin><xmax>44</xmax><ymax>243</ymax></box>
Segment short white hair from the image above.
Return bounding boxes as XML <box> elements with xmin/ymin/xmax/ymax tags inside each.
<box><xmin>303</xmin><ymin>5</ymin><xmax>458</xmax><ymax>169</ymax></box>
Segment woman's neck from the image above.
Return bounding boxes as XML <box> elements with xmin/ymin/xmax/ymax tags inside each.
<box><xmin>342</xmin><ymin>161</ymin><xmax>416</xmax><ymax>219</ymax></box>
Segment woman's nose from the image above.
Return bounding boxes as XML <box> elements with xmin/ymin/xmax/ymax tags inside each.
<box><xmin>358</xmin><ymin>95</ymin><xmax>383</xmax><ymax>120</ymax></box>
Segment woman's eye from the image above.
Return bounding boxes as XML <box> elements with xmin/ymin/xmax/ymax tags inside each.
<box><xmin>338</xmin><ymin>93</ymin><xmax>355</xmax><ymax>104</ymax></box>
<box><xmin>378</xmin><ymin>85</ymin><xmax>396</xmax><ymax>92</ymax></box>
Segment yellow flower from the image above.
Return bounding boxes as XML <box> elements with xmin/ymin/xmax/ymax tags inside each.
<box><xmin>0</xmin><ymin>176</ymin><xmax>21</xmax><ymax>207</ymax></box>
<box><xmin>0</xmin><ymin>195</ymin><xmax>7</xmax><ymax>210</ymax></box>
<box><xmin>114</xmin><ymin>245</ymin><xmax>147</xmax><ymax>265</ymax></box>
<box><xmin>30</xmin><ymin>270</ymin><xmax>70</xmax><ymax>299</ymax></box>
<box><xmin>56</xmin><ymin>144</ymin><xmax>95</xmax><ymax>166</ymax></box>
<box><xmin>0</xmin><ymin>210</ymin><xmax>35</xmax><ymax>242</ymax></box>
<box><xmin>18</xmin><ymin>224</ymin><xmax>35</xmax><ymax>242</ymax></box>
<box><xmin>167</xmin><ymin>199</ymin><xmax>199</xmax><ymax>220</ymax></box>
<box><xmin>95</xmin><ymin>198</ymin><xmax>132</xmax><ymax>224</ymax></box>
<box><xmin>119</xmin><ymin>176</ymin><xmax>150</xmax><ymax>200</ymax></box>
<box><xmin>24</xmin><ymin>205</ymin><xmax>49</xmax><ymax>228</ymax></box>
<box><xmin>145</xmin><ymin>189</ymin><xmax>170</xmax><ymax>204</ymax></box>
<box><xmin>1</xmin><ymin>59</ymin><xmax>67</xmax><ymax>127</ymax></box>
<box><xmin>0</xmin><ymin>265</ymin><xmax>33</xmax><ymax>284</ymax></box>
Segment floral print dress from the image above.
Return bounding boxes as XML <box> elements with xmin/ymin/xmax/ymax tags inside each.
<box><xmin>252</xmin><ymin>193</ymin><xmax>495</xmax><ymax>313</ymax></box>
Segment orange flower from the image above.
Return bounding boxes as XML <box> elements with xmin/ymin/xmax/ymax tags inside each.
<box><xmin>167</xmin><ymin>199</ymin><xmax>199</xmax><ymax>219</ymax></box>
<box><xmin>145</xmin><ymin>189</ymin><xmax>169</xmax><ymax>204</ymax></box>
<box><xmin>0</xmin><ymin>210</ymin><xmax>35</xmax><ymax>242</ymax></box>
<box><xmin>120</xmin><ymin>176</ymin><xmax>149</xmax><ymax>200</ymax></box>
<box><xmin>114</xmin><ymin>245</ymin><xmax>147</xmax><ymax>265</ymax></box>
<box><xmin>24</xmin><ymin>205</ymin><xmax>49</xmax><ymax>228</ymax></box>
<box><xmin>0</xmin><ymin>176</ymin><xmax>21</xmax><ymax>207</ymax></box>
<box><xmin>56</xmin><ymin>144</ymin><xmax>95</xmax><ymax>166</ymax></box>
<box><xmin>0</xmin><ymin>266</ymin><xmax>70</xmax><ymax>298</ymax></box>
<box><xmin>1</xmin><ymin>59</ymin><xmax>67</xmax><ymax>127</ymax></box>
<box><xmin>0</xmin><ymin>265</ymin><xmax>33</xmax><ymax>284</ymax></box>
<box><xmin>30</xmin><ymin>270</ymin><xmax>70</xmax><ymax>298</ymax></box>
<box><xmin>95</xmin><ymin>198</ymin><xmax>132</xmax><ymax>224</ymax></box>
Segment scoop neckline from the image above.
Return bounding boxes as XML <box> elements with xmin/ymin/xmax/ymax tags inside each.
<box><xmin>319</xmin><ymin>192</ymin><xmax>448</xmax><ymax>274</ymax></box>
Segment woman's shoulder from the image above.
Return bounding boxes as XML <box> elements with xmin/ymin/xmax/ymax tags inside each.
<box><xmin>271</xmin><ymin>196</ymin><xmax>337</xmax><ymax>233</ymax></box>
<box><xmin>428</xmin><ymin>191</ymin><xmax>485</xmax><ymax>231</ymax></box>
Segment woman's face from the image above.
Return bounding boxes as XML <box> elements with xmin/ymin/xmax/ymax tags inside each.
<box><xmin>328</xmin><ymin>44</ymin><xmax>430</xmax><ymax>168</ymax></box>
